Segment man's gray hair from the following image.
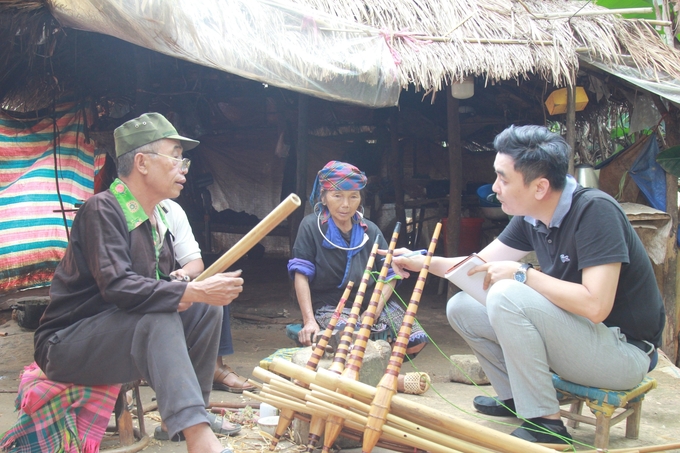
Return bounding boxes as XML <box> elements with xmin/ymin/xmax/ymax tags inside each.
<box><xmin>116</xmin><ymin>141</ymin><xmax>160</xmax><ymax>177</ymax></box>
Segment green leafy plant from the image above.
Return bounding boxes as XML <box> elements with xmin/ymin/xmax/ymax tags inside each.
<box><xmin>656</xmin><ymin>145</ymin><xmax>680</xmax><ymax>177</ymax></box>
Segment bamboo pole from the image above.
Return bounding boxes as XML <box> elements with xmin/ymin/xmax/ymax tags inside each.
<box><xmin>363</xmin><ymin>222</ymin><xmax>442</xmax><ymax>453</ymax></box>
<box><xmin>270</xmin><ymin>281</ymin><xmax>354</xmax><ymax>448</ymax></box>
<box><xmin>306</xmin><ymin>242</ymin><xmax>380</xmax><ymax>451</ymax></box>
<box><xmin>195</xmin><ymin>193</ymin><xmax>301</xmax><ymax>281</ymax></box>
<box><xmin>321</xmin><ymin>223</ymin><xmax>401</xmax><ymax>453</ymax></box>
<box><xmin>532</xmin><ymin>8</ymin><xmax>653</xmax><ymax>19</ymax></box>
<box><xmin>578</xmin><ymin>443</ymin><xmax>680</xmax><ymax>453</ymax></box>
<box><xmin>330</xmin><ymin>241</ymin><xmax>381</xmax><ymax>375</ymax></box>
<box><xmin>308</xmin><ymin>384</ymin><xmax>496</xmax><ymax>453</ymax></box>
<box><xmin>268</xmin><ymin>360</ymin><xmax>556</xmax><ymax>453</ymax></box>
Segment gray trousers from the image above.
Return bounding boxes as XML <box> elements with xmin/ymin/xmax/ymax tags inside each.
<box><xmin>447</xmin><ymin>280</ymin><xmax>651</xmax><ymax>419</ymax></box>
<box><xmin>41</xmin><ymin>303</ymin><xmax>222</xmax><ymax>439</ymax></box>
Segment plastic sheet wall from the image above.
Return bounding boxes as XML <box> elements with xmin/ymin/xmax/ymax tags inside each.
<box><xmin>0</xmin><ymin>103</ymin><xmax>98</xmax><ymax>293</ymax></box>
<box><xmin>48</xmin><ymin>0</ymin><xmax>401</xmax><ymax>108</ymax></box>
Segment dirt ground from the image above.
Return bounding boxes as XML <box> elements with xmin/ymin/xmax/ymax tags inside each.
<box><xmin>1</xmin><ymin>256</ymin><xmax>680</xmax><ymax>452</ymax></box>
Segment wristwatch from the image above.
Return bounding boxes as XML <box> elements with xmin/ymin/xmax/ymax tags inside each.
<box><xmin>513</xmin><ymin>263</ymin><xmax>533</xmax><ymax>284</ymax></box>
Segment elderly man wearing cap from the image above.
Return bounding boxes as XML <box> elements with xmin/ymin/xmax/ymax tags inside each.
<box><xmin>34</xmin><ymin>112</ymin><xmax>240</xmax><ymax>453</ymax></box>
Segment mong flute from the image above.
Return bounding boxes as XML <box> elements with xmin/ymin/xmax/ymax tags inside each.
<box><xmin>266</xmin><ymin>360</ymin><xmax>556</xmax><ymax>453</ymax></box>
<box><xmin>306</xmin><ymin>242</ymin><xmax>380</xmax><ymax>452</ymax></box>
<box><xmin>269</xmin><ymin>281</ymin><xmax>354</xmax><ymax>449</ymax></box>
<box><xmin>321</xmin><ymin>223</ymin><xmax>401</xmax><ymax>453</ymax></box>
<box><xmin>363</xmin><ymin>222</ymin><xmax>441</xmax><ymax>453</ymax></box>
<box><xmin>194</xmin><ymin>193</ymin><xmax>301</xmax><ymax>281</ymax></box>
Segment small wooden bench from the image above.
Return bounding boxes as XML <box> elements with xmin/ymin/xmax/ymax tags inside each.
<box><xmin>552</xmin><ymin>374</ymin><xmax>657</xmax><ymax>450</ymax></box>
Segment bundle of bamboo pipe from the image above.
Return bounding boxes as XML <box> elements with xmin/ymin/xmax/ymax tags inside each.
<box><xmin>363</xmin><ymin>222</ymin><xmax>441</xmax><ymax>453</ymax></box>
<box><xmin>269</xmin><ymin>280</ymin><xmax>355</xmax><ymax>448</ymax></box>
<box><xmin>305</xmin><ymin>242</ymin><xmax>381</xmax><ymax>451</ymax></box>
<box><xmin>320</xmin><ymin>223</ymin><xmax>401</xmax><ymax>453</ymax></box>
<box><xmin>251</xmin><ymin>360</ymin><xmax>557</xmax><ymax>453</ymax></box>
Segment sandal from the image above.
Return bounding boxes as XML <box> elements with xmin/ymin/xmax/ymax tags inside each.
<box><xmin>398</xmin><ymin>372</ymin><xmax>431</xmax><ymax>395</ymax></box>
<box><xmin>207</xmin><ymin>412</ymin><xmax>241</xmax><ymax>436</ymax></box>
<box><xmin>153</xmin><ymin>413</ymin><xmax>241</xmax><ymax>441</ymax></box>
<box><xmin>154</xmin><ymin>425</ymin><xmax>185</xmax><ymax>442</ymax></box>
<box><xmin>213</xmin><ymin>365</ymin><xmax>257</xmax><ymax>393</ymax></box>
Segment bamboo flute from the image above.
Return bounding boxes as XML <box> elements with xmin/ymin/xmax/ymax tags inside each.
<box><xmin>321</xmin><ymin>223</ymin><xmax>401</xmax><ymax>453</ymax></box>
<box><xmin>269</xmin><ymin>281</ymin><xmax>354</xmax><ymax>449</ymax></box>
<box><xmin>306</xmin><ymin>242</ymin><xmax>380</xmax><ymax>451</ymax></box>
<box><xmin>267</xmin><ymin>359</ymin><xmax>556</xmax><ymax>453</ymax></box>
<box><xmin>307</xmin><ymin>396</ymin><xmax>490</xmax><ymax>453</ymax></box>
<box><xmin>363</xmin><ymin>223</ymin><xmax>441</xmax><ymax>453</ymax></box>
<box><xmin>308</xmin><ymin>384</ymin><xmax>496</xmax><ymax>453</ymax></box>
<box><xmin>194</xmin><ymin>193</ymin><xmax>300</xmax><ymax>281</ymax></box>
<box><xmin>329</xmin><ymin>241</ymin><xmax>381</xmax><ymax>375</ymax></box>
<box><xmin>579</xmin><ymin>444</ymin><xmax>680</xmax><ymax>453</ymax></box>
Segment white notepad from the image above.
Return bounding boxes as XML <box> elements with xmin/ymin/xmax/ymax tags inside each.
<box><xmin>444</xmin><ymin>254</ymin><xmax>488</xmax><ymax>305</ymax></box>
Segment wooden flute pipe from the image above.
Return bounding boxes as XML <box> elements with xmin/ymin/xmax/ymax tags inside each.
<box><xmin>306</xmin><ymin>243</ymin><xmax>380</xmax><ymax>452</ymax></box>
<box><xmin>578</xmin><ymin>443</ymin><xmax>680</xmax><ymax>453</ymax></box>
<box><xmin>259</xmin><ymin>381</ymin><xmax>493</xmax><ymax>453</ymax></box>
<box><xmin>308</xmin><ymin>385</ymin><xmax>495</xmax><ymax>453</ymax></box>
<box><xmin>270</xmin><ymin>282</ymin><xmax>354</xmax><ymax>450</ymax></box>
<box><xmin>307</xmin><ymin>396</ymin><xmax>493</xmax><ymax>453</ymax></box>
<box><xmin>321</xmin><ymin>223</ymin><xmax>401</xmax><ymax>453</ymax></box>
<box><xmin>363</xmin><ymin>222</ymin><xmax>441</xmax><ymax>453</ymax></box>
<box><xmin>268</xmin><ymin>359</ymin><xmax>555</xmax><ymax>453</ymax></box>
<box><xmin>344</xmin><ymin>222</ymin><xmax>401</xmax><ymax>378</ymax></box>
<box><xmin>195</xmin><ymin>193</ymin><xmax>300</xmax><ymax>281</ymax></box>
<box><xmin>329</xmin><ymin>241</ymin><xmax>380</xmax><ymax>375</ymax></box>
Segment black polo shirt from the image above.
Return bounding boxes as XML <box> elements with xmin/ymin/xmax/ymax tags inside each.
<box><xmin>498</xmin><ymin>185</ymin><xmax>665</xmax><ymax>348</ymax></box>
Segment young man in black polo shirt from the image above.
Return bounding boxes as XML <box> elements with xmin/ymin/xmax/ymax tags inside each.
<box><xmin>390</xmin><ymin>125</ymin><xmax>665</xmax><ymax>444</ymax></box>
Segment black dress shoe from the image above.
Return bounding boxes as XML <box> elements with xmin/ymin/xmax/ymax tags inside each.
<box><xmin>472</xmin><ymin>395</ymin><xmax>516</xmax><ymax>417</ymax></box>
<box><xmin>511</xmin><ymin>418</ymin><xmax>573</xmax><ymax>444</ymax></box>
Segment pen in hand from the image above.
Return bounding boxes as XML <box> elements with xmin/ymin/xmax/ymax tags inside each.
<box><xmin>381</xmin><ymin>249</ymin><xmax>427</xmax><ymax>261</ymax></box>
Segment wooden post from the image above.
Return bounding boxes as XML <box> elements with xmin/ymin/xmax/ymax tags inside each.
<box><xmin>390</xmin><ymin>108</ymin><xmax>408</xmax><ymax>247</ymax></box>
<box><xmin>446</xmin><ymin>89</ymin><xmax>462</xmax><ymax>298</ymax></box>
<box><xmin>651</xmin><ymin>96</ymin><xmax>679</xmax><ymax>364</ymax></box>
<box><xmin>292</xmin><ymin>94</ymin><xmax>309</xmax><ymax>248</ymax></box>
<box><xmin>566</xmin><ymin>69</ymin><xmax>576</xmax><ymax>175</ymax></box>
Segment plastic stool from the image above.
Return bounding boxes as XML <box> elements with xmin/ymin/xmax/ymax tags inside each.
<box><xmin>552</xmin><ymin>374</ymin><xmax>657</xmax><ymax>450</ymax></box>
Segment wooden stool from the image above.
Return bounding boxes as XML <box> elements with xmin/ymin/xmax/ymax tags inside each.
<box><xmin>552</xmin><ymin>374</ymin><xmax>657</xmax><ymax>450</ymax></box>
<box><xmin>104</xmin><ymin>381</ymin><xmax>150</xmax><ymax>452</ymax></box>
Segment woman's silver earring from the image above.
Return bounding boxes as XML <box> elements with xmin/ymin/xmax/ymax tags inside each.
<box><xmin>314</xmin><ymin>202</ymin><xmax>325</xmax><ymax>217</ymax></box>
<box><xmin>352</xmin><ymin>206</ymin><xmax>365</xmax><ymax>224</ymax></box>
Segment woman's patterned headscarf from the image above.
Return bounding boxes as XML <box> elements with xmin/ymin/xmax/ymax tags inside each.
<box><xmin>309</xmin><ymin>160</ymin><xmax>367</xmax><ymax>207</ymax></box>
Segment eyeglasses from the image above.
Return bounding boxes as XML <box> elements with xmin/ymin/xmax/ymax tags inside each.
<box><xmin>143</xmin><ymin>152</ymin><xmax>191</xmax><ymax>171</ymax></box>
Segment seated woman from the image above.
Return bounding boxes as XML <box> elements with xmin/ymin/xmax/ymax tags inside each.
<box><xmin>287</xmin><ymin>160</ymin><xmax>428</xmax><ymax>370</ymax></box>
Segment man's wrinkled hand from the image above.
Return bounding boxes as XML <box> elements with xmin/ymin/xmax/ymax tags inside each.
<box><xmin>185</xmin><ymin>270</ymin><xmax>243</xmax><ymax>306</ymax></box>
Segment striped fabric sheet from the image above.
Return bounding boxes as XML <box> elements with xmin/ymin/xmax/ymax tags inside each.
<box><xmin>0</xmin><ymin>103</ymin><xmax>99</xmax><ymax>293</ymax></box>
<box><xmin>0</xmin><ymin>362</ymin><xmax>120</xmax><ymax>453</ymax></box>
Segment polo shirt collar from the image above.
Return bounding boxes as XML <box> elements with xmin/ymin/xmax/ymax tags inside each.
<box><xmin>523</xmin><ymin>174</ymin><xmax>578</xmax><ymax>228</ymax></box>
<box><xmin>108</xmin><ymin>178</ymin><xmax>169</xmax><ymax>232</ymax></box>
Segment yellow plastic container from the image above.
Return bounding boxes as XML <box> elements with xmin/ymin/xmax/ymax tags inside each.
<box><xmin>545</xmin><ymin>87</ymin><xmax>589</xmax><ymax>115</ymax></box>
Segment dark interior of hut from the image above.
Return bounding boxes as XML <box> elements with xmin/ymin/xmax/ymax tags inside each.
<box><xmin>0</xmin><ymin>11</ymin><xmax>654</xmax><ymax>260</ymax></box>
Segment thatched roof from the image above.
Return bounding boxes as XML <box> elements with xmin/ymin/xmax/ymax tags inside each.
<box><xmin>292</xmin><ymin>0</ymin><xmax>680</xmax><ymax>91</ymax></box>
<box><xmin>2</xmin><ymin>0</ymin><xmax>680</xmax><ymax>108</ymax></box>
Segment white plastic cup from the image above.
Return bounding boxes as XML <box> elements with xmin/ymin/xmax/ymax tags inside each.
<box><xmin>259</xmin><ymin>402</ymin><xmax>278</xmax><ymax>418</ymax></box>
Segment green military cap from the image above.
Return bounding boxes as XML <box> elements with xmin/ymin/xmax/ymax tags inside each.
<box><xmin>113</xmin><ymin>112</ymin><xmax>200</xmax><ymax>158</ymax></box>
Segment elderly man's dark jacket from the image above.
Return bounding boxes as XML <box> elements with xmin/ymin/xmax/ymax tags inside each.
<box><xmin>34</xmin><ymin>189</ymin><xmax>186</xmax><ymax>370</ymax></box>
